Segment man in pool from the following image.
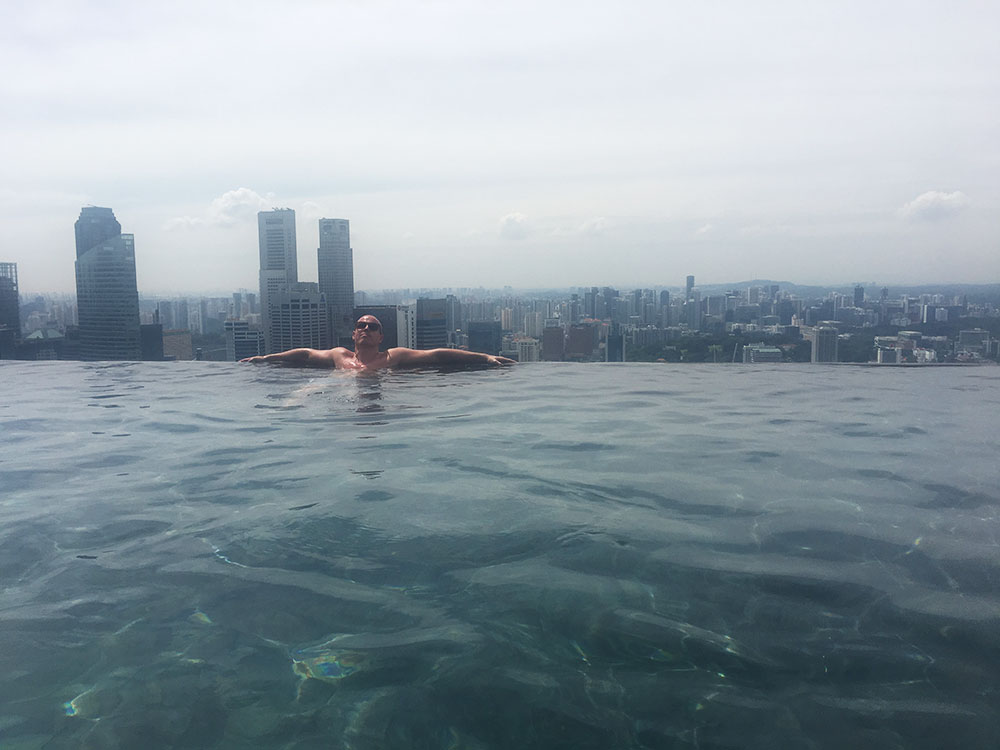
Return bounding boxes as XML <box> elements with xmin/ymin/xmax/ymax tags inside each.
<box><xmin>240</xmin><ymin>315</ymin><xmax>516</xmax><ymax>371</ymax></box>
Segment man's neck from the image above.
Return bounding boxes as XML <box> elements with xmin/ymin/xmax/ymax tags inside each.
<box><xmin>353</xmin><ymin>343</ymin><xmax>384</xmax><ymax>364</ymax></box>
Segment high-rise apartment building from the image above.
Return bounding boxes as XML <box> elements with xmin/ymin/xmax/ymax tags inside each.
<box><xmin>812</xmin><ymin>326</ymin><xmax>839</xmax><ymax>363</ymax></box>
<box><xmin>685</xmin><ymin>291</ymin><xmax>701</xmax><ymax>331</ymax></box>
<box><xmin>258</xmin><ymin>209</ymin><xmax>298</xmax><ymax>353</ymax></box>
<box><xmin>398</xmin><ymin>304</ymin><xmax>417</xmax><ymax>348</ymax></box>
<box><xmin>74</xmin><ymin>207</ymin><xmax>141</xmax><ymax>360</ymax></box>
<box><xmin>317</xmin><ymin>219</ymin><xmax>354</xmax><ymax>346</ymax></box>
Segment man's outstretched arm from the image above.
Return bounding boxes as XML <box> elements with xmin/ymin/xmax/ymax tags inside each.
<box><xmin>388</xmin><ymin>348</ymin><xmax>515</xmax><ymax>368</ymax></box>
<box><xmin>240</xmin><ymin>348</ymin><xmax>339</xmax><ymax>367</ymax></box>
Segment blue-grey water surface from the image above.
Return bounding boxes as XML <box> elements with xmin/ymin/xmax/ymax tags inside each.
<box><xmin>1</xmin><ymin>361</ymin><xmax>999</xmax><ymax>749</ymax></box>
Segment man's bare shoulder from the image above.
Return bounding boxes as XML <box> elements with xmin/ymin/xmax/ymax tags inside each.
<box><xmin>385</xmin><ymin>347</ymin><xmax>420</xmax><ymax>365</ymax></box>
<box><xmin>324</xmin><ymin>347</ymin><xmax>353</xmax><ymax>362</ymax></box>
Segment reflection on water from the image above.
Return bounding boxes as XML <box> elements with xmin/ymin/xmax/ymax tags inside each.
<box><xmin>0</xmin><ymin>361</ymin><xmax>998</xmax><ymax>749</ymax></box>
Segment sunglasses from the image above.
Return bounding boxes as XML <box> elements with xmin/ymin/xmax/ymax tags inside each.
<box><xmin>355</xmin><ymin>321</ymin><xmax>381</xmax><ymax>331</ymax></box>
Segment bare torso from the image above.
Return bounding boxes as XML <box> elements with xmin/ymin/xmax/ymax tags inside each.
<box><xmin>327</xmin><ymin>347</ymin><xmax>409</xmax><ymax>371</ymax></box>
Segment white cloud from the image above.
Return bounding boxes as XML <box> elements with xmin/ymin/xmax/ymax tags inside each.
<box><xmin>164</xmin><ymin>188</ymin><xmax>273</xmax><ymax>231</ymax></box>
<box><xmin>209</xmin><ymin>188</ymin><xmax>274</xmax><ymax>225</ymax></box>
<box><xmin>300</xmin><ymin>200</ymin><xmax>325</xmax><ymax>220</ymax></box>
<box><xmin>498</xmin><ymin>212</ymin><xmax>531</xmax><ymax>241</ymax></box>
<box><xmin>898</xmin><ymin>191</ymin><xmax>970</xmax><ymax>221</ymax></box>
<box><xmin>695</xmin><ymin>223</ymin><xmax>713</xmax><ymax>235</ymax></box>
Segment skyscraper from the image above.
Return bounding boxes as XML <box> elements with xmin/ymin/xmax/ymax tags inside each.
<box><xmin>317</xmin><ymin>218</ymin><xmax>354</xmax><ymax>346</ymax></box>
<box><xmin>686</xmin><ymin>275</ymin><xmax>695</xmax><ymax>300</ymax></box>
<box><xmin>812</xmin><ymin>326</ymin><xmax>839</xmax><ymax>363</ymax></box>
<box><xmin>354</xmin><ymin>304</ymin><xmax>404</xmax><ymax>348</ymax></box>
<box><xmin>0</xmin><ymin>262</ymin><xmax>19</xmax><ymax>358</ymax></box>
<box><xmin>257</xmin><ymin>209</ymin><xmax>331</xmax><ymax>352</ymax></box>
<box><xmin>416</xmin><ymin>298</ymin><xmax>449</xmax><ymax>349</ymax></box>
<box><xmin>467</xmin><ymin>321</ymin><xmax>502</xmax><ymax>355</ymax></box>
<box><xmin>75</xmin><ymin>206</ymin><xmax>121</xmax><ymax>259</ymax></box>
<box><xmin>224</xmin><ymin>320</ymin><xmax>265</xmax><ymax>361</ymax></box>
<box><xmin>0</xmin><ymin>263</ymin><xmax>19</xmax><ymax>338</ymax></box>
<box><xmin>269</xmin><ymin>283</ymin><xmax>329</xmax><ymax>353</ymax></box>
<box><xmin>258</xmin><ymin>209</ymin><xmax>299</xmax><ymax>353</ymax></box>
<box><xmin>74</xmin><ymin>207</ymin><xmax>141</xmax><ymax>360</ymax></box>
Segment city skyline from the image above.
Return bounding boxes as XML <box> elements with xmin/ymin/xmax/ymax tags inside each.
<box><xmin>3</xmin><ymin>208</ymin><xmax>997</xmax><ymax>365</ymax></box>
<box><xmin>3</xmin><ymin>1</ymin><xmax>998</xmax><ymax>294</ymax></box>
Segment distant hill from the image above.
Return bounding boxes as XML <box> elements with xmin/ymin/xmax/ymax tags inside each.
<box><xmin>692</xmin><ymin>280</ymin><xmax>1000</xmax><ymax>302</ymax></box>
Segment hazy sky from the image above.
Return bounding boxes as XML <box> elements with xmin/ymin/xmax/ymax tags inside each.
<box><xmin>3</xmin><ymin>0</ymin><xmax>998</xmax><ymax>295</ymax></box>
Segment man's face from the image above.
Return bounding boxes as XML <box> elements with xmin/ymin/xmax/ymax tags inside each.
<box><xmin>352</xmin><ymin>316</ymin><xmax>384</xmax><ymax>347</ymax></box>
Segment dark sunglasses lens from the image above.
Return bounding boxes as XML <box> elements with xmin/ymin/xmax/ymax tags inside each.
<box><xmin>356</xmin><ymin>322</ymin><xmax>380</xmax><ymax>331</ymax></box>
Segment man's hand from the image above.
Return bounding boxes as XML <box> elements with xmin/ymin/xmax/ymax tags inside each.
<box><xmin>486</xmin><ymin>355</ymin><xmax>516</xmax><ymax>366</ymax></box>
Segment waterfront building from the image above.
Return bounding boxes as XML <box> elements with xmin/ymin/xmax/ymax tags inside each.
<box><xmin>258</xmin><ymin>209</ymin><xmax>298</xmax><ymax>353</ymax></box>
<box><xmin>957</xmin><ymin>328</ymin><xmax>992</xmax><ymax>358</ymax></box>
<box><xmin>74</xmin><ymin>207</ymin><xmax>141</xmax><ymax>361</ymax></box>
<box><xmin>811</xmin><ymin>326</ymin><xmax>839</xmax><ymax>363</ymax></box>
<box><xmin>317</xmin><ymin>218</ymin><xmax>354</xmax><ymax>346</ymax></box>
<box><xmin>876</xmin><ymin>346</ymin><xmax>899</xmax><ymax>364</ymax></box>
<box><xmin>743</xmin><ymin>343</ymin><xmax>783</xmax><ymax>363</ymax></box>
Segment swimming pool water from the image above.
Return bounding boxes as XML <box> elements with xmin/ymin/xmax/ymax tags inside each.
<box><xmin>1</xmin><ymin>361</ymin><xmax>998</xmax><ymax>748</ymax></box>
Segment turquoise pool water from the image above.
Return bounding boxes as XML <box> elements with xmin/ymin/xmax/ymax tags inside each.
<box><xmin>1</xmin><ymin>361</ymin><xmax>998</xmax><ymax>748</ymax></box>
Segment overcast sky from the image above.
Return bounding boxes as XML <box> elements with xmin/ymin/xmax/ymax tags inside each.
<box><xmin>3</xmin><ymin>0</ymin><xmax>998</xmax><ymax>295</ymax></box>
